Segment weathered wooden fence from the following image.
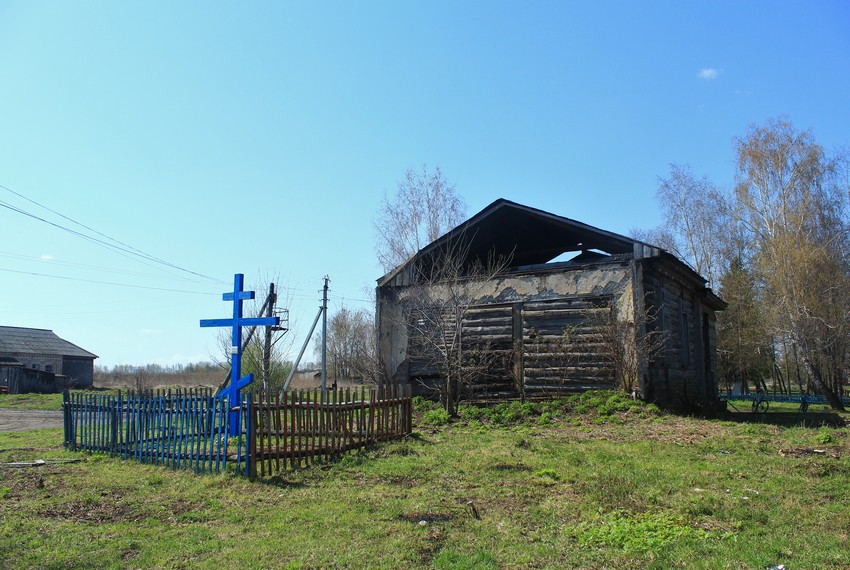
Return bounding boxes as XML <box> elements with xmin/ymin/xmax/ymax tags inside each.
<box><xmin>63</xmin><ymin>389</ymin><xmax>251</xmax><ymax>475</ymax></box>
<box><xmin>63</xmin><ymin>385</ymin><xmax>412</xmax><ymax>479</ymax></box>
<box><xmin>2</xmin><ymin>364</ymin><xmax>62</xmax><ymax>394</ymax></box>
<box><xmin>251</xmin><ymin>385</ymin><xmax>412</xmax><ymax>478</ymax></box>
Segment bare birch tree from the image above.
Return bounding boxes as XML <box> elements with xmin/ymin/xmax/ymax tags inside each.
<box><xmin>734</xmin><ymin>117</ymin><xmax>850</xmax><ymax>410</ymax></box>
<box><xmin>402</xmin><ymin>237</ymin><xmax>511</xmax><ymax>415</ymax></box>
<box><xmin>655</xmin><ymin>164</ymin><xmax>729</xmax><ymax>288</ymax></box>
<box><xmin>638</xmin><ymin>118</ymin><xmax>850</xmax><ymax>408</ymax></box>
<box><xmin>316</xmin><ymin>305</ymin><xmax>382</xmax><ymax>383</ymax></box>
<box><xmin>375</xmin><ymin>165</ymin><xmax>467</xmax><ymax>273</ymax></box>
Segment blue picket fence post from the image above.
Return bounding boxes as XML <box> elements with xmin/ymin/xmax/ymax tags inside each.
<box><xmin>62</xmin><ymin>390</ymin><xmax>74</xmax><ymax>450</ymax></box>
<box><xmin>244</xmin><ymin>391</ymin><xmax>252</xmax><ymax>477</ymax></box>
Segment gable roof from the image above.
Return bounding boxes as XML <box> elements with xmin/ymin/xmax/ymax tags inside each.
<box><xmin>379</xmin><ymin>198</ymin><xmax>663</xmax><ymax>285</ymax></box>
<box><xmin>378</xmin><ymin>198</ymin><xmax>725</xmax><ymax>310</ymax></box>
<box><xmin>0</xmin><ymin>326</ymin><xmax>98</xmax><ymax>359</ymax></box>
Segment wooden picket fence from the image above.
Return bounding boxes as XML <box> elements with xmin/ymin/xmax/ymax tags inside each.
<box><xmin>250</xmin><ymin>384</ymin><xmax>412</xmax><ymax>478</ymax></box>
<box><xmin>63</xmin><ymin>384</ymin><xmax>412</xmax><ymax>479</ymax></box>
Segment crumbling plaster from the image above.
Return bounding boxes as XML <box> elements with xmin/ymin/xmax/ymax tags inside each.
<box><xmin>378</xmin><ymin>262</ymin><xmax>635</xmax><ymax>383</ymax></box>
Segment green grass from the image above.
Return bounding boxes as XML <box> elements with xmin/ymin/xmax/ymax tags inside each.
<box><xmin>1</xmin><ymin>392</ymin><xmax>848</xmax><ymax>568</ymax></box>
<box><xmin>0</xmin><ymin>392</ymin><xmax>66</xmax><ymax>410</ymax></box>
<box><xmin>0</xmin><ymin>389</ymin><xmax>127</xmax><ymax>411</ymax></box>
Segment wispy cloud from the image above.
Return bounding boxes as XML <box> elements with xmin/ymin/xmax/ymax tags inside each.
<box><xmin>697</xmin><ymin>68</ymin><xmax>721</xmax><ymax>80</ymax></box>
<box><xmin>40</xmin><ymin>254</ymin><xmax>55</xmax><ymax>261</ymax></box>
<box><xmin>139</xmin><ymin>328</ymin><xmax>163</xmax><ymax>336</ymax></box>
<box><xmin>157</xmin><ymin>353</ymin><xmax>210</xmax><ymax>366</ymax></box>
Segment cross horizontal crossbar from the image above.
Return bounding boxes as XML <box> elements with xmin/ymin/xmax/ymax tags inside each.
<box><xmin>224</xmin><ymin>290</ymin><xmax>254</xmax><ymax>301</ymax></box>
<box><xmin>200</xmin><ymin>317</ymin><xmax>279</xmax><ymax>328</ymax></box>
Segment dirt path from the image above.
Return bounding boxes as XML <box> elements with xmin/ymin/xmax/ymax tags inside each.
<box><xmin>0</xmin><ymin>409</ymin><xmax>64</xmax><ymax>432</ymax></box>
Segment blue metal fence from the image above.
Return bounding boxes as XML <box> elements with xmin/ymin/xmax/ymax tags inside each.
<box><xmin>719</xmin><ymin>391</ymin><xmax>850</xmax><ymax>406</ymax></box>
<box><xmin>63</xmin><ymin>389</ymin><xmax>251</xmax><ymax>475</ymax></box>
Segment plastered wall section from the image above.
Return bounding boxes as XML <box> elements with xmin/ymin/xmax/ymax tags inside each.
<box><xmin>377</xmin><ymin>261</ymin><xmax>634</xmax><ymax>384</ymax></box>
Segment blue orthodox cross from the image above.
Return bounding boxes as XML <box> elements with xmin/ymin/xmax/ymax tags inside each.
<box><xmin>200</xmin><ymin>273</ymin><xmax>279</xmax><ymax>436</ymax></box>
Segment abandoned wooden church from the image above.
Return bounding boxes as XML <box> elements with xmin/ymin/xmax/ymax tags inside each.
<box><xmin>376</xmin><ymin>199</ymin><xmax>726</xmax><ymax>410</ymax></box>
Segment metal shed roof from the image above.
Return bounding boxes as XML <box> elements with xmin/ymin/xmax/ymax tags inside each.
<box><xmin>0</xmin><ymin>326</ymin><xmax>98</xmax><ymax>359</ymax></box>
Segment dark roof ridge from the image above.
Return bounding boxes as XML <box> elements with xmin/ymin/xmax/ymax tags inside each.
<box><xmin>378</xmin><ymin>198</ymin><xmax>664</xmax><ymax>285</ymax></box>
<box><xmin>462</xmin><ymin>198</ymin><xmax>658</xmax><ymax>251</ymax></box>
<box><xmin>0</xmin><ymin>326</ymin><xmax>98</xmax><ymax>359</ymax></box>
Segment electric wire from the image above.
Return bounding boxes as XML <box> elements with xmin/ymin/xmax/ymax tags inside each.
<box><xmin>0</xmin><ymin>198</ymin><xmax>213</xmax><ymax>284</ymax></box>
<box><xmin>0</xmin><ymin>250</ymin><xmax>217</xmax><ymax>284</ymax></box>
<box><xmin>0</xmin><ymin>183</ymin><xmax>228</xmax><ymax>285</ymax></box>
<box><xmin>0</xmin><ymin>183</ymin><xmax>226</xmax><ymax>283</ymax></box>
<box><xmin>0</xmin><ymin>267</ymin><xmax>219</xmax><ymax>295</ymax></box>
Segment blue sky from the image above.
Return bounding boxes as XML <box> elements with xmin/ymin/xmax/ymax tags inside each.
<box><xmin>1</xmin><ymin>1</ymin><xmax>848</xmax><ymax>367</ymax></box>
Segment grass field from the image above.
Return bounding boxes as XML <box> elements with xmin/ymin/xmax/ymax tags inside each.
<box><xmin>0</xmin><ymin>392</ymin><xmax>66</xmax><ymax>410</ymax></box>
<box><xmin>1</xmin><ymin>392</ymin><xmax>848</xmax><ymax>569</ymax></box>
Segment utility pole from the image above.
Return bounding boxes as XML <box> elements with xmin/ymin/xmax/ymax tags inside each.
<box><xmin>262</xmin><ymin>282</ymin><xmax>276</xmax><ymax>391</ymax></box>
<box><xmin>321</xmin><ymin>276</ymin><xmax>329</xmax><ymax>393</ymax></box>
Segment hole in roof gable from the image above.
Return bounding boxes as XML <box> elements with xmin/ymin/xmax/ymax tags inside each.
<box><xmin>547</xmin><ymin>249</ymin><xmax>612</xmax><ymax>264</ymax></box>
<box><xmin>548</xmin><ymin>251</ymin><xmax>580</xmax><ymax>264</ymax></box>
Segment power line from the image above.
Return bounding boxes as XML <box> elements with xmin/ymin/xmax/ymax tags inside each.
<box><xmin>0</xmin><ymin>267</ymin><xmax>219</xmax><ymax>295</ymax></box>
<box><xmin>0</xmin><ymin>250</ymin><xmax>220</xmax><ymax>285</ymax></box>
<box><xmin>0</xmin><ymin>198</ymin><xmax>210</xmax><ymax>283</ymax></box>
<box><xmin>330</xmin><ymin>297</ymin><xmax>374</xmax><ymax>306</ymax></box>
<box><xmin>0</xmin><ymin>183</ymin><xmax>228</xmax><ymax>285</ymax></box>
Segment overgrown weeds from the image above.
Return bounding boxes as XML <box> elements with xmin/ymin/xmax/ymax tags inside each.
<box><xmin>450</xmin><ymin>390</ymin><xmax>660</xmax><ymax>427</ymax></box>
<box><xmin>566</xmin><ymin>509</ymin><xmax>734</xmax><ymax>553</ymax></box>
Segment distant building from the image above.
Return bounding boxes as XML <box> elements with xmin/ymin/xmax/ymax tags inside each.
<box><xmin>0</xmin><ymin>326</ymin><xmax>97</xmax><ymax>393</ymax></box>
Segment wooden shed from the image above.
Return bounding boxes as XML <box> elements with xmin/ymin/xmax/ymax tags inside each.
<box><xmin>0</xmin><ymin>326</ymin><xmax>97</xmax><ymax>393</ymax></box>
<box><xmin>376</xmin><ymin>199</ymin><xmax>726</xmax><ymax>410</ymax></box>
